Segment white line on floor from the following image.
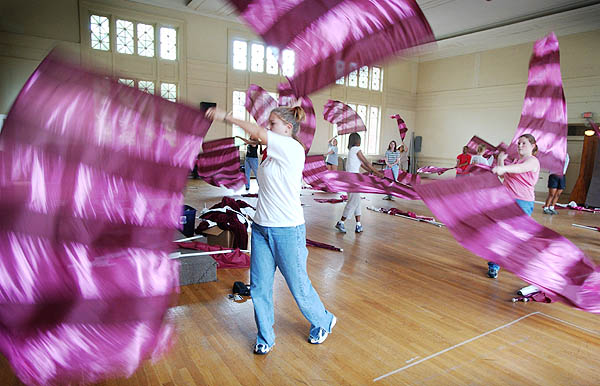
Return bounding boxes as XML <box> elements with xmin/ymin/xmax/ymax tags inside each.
<box><xmin>538</xmin><ymin>312</ymin><xmax>600</xmax><ymax>337</ymax></box>
<box><xmin>373</xmin><ymin>312</ymin><xmax>541</xmax><ymax>382</ymax></box>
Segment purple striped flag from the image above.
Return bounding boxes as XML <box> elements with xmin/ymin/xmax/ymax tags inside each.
<box><xmin>390</xmin><ymin>114</ymin><xmax>408</xmax><ymax>141</ymax></box>
<box><xmin>323</xmin><ymin>100</ymin><xmax>367</xmax><ymax>135</ymax></box>
<box><xmin>0</xmin><ymin>53</ymin><xmax>210</xmax><ymax>384</ymax></box>
<box><xmin>303</xmin><ymin>154</ymin><xmax>331</xmax><ymax>191</ymax></box>
<box><xmin>415</xmin><ymin>173</ymin><xmax>600</xmax><ymax>314</ymax></box>
<box><xmin>508</xmin><ymin>32</ymin><xmax>567</xmax><ymax>175</ymax></box>
<box><xmin>196</xmin><ymin>146</ymin><xmax>245</xmax><ymax>189</ymax></box>
<box><xmin>245</xmin><ymin>84</ymin><xmax>278</xmax><ymax>128</ymax></box>
<box><xmin>202</xmin><ymin>137</ymin><xmax>236</xmax><ymax>152</ymax></box>
<box><xmin>227</xmin><ymin>0</ymin><xmax>434</xmax><ymax>96</ymax></box>
<box><xmin>278</xmin><ymin>82</ymin><xmax>316</xmax><ymax>152</ymax></box>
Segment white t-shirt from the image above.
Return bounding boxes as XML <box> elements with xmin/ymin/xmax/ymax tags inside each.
<box><xmin>471</xmin><ymin>154</ymin><xmax>492</xmax><ymax>166</ymax></box>
<box><xmin>346</xmin><ymin>146</ymin><xmax>362</xmax><ymax>173</ymax></box>
<box><xmin>254</xmin><ymin>131</ymin><xmax>305</xmax><ymax>227</ymax></box>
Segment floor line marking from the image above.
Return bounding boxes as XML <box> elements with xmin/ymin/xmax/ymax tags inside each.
<box><xmin>373</xmin><ymin>312</ymin><xmax>541</xmax><ymax>382</ymax></box>
<box><xmin>538</xmin><ymin>312</ymin><xmax>600</xmax><ymax>337</ymax></box>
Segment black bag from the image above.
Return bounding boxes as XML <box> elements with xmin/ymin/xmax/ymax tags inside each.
<box><xmin>232</xmin><ymin>281</ymin><xmax>250</xmax><ymax>296</ymax></box>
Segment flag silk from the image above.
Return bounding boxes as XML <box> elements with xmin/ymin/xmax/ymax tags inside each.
<box><xmin>245</xmin><ymin>84</ymin><xmax>278</xmax><ymax>128</ymax></box>
<box><xmin>390</xmin><ymin>114</ymin><xmax>408</xmax><ymax>141</ymax></box>
<box><xmin>508</xmin><ymin>32</ymin><xmax>567</xmax><ymax>175</ymax></box>
<box><xmin>383</xmin><ymin>168</ymin><xmax>420</xmax><ymax>185</ymax></box>
<box><xmin>0</xmin><ymin>53</ymin><xmax>210</xmax><ymax>384</ymax></box>
<box><xmin>278</xmin><ymin>82</ymin><xmax>316</xmax><ymax>152</ymax></box>
<box><xmin>303</xmin><ymin>154</ymin><xmax>331</xmax><ymax>191</ymax></box>
<box><xmin>196</xmin><ymin>145</ymin><xmax>246</xmax><ymax>189</ymax></box>
<box><xmin>226</xmin><ymin>0</ymin><xmax>434</xmax><ymax>96</ymax></box>
<box><xmin>465</xmin><ymin>135</ymin><xmax>507</xmax><ymax>158</ymax></box>
<box><xmin>202</xmin><ymin>137</ymin><xmax>236</xmax><ymax>152</ymax></box>
<box><xmin>415</xmin><ymin>173</ymin><xmax>600</xmax><ymax>314</ymax></box>
<box><xmin>319</xmin><ymin>170</ymin><xmax>420</xmax><ymax>200</ymax></box>
<box><xmin>323</xmin><ymin>100</ymin><xmax>366</xmax><ymax>135</ymax></box>
<box><xmin>417</xmin><ymin>166</ymin><xmax>455</xmax><ymax>175</ymax></box>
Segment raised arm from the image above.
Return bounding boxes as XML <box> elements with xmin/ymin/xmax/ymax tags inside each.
<box><xmin>206</xmin><ymin>107</ymin><xmax>269</xmax><ymax>145</ymax></box>
<box><xmin>236</xmin><ymin>136</ymin><xmax>261</xmax><ymax>146</ymax></box>
<box><xmin>357</xmin><ymin>149</ymin><xmax>384</xmax><ymax>177</ymax></box>
<box><xmin>493</xmin><ymin>155</ymin><xmax>538</xmax><ymax>176</ymax></box>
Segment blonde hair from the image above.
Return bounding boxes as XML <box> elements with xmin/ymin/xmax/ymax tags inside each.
<box><xmin>519</xmin><ymin>134</ymin><xmax>538</xmax><ymax>156</ymax></box>
<box><xmin>270</xmin><ymin>106</ymin><xmax>306</xmax><ymax>148</ymax></box>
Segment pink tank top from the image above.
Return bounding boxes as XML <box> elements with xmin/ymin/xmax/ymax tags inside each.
<box><xmin>503</xmin><ymin>156</ymin><xmax>540</xmax><ymax>201</ymax></box>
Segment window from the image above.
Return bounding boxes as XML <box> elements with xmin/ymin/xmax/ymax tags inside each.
<box><xmin>231</xmin><ymin>40</ymin><xmax>294</xmax><ymax>77</ymax></box>
<box><xmin>137</xmin><ymin>23</ymin><xmax>155</xmax><ymax>57</ymax></box>
<box><xmin>348</xmin><ymin>70</ymin><xmax>358</xmax><ymax>87</ymax></box>
<box><xmin>335</xmin><ymin>77</ymin><xmax>345</xmax><ymax>85</ymax></box>
<box><xmin>160</xmin><ymin>83</ymin><xmax>177</xmax><ymax>102</ymax></box>
<box><xmin>231</xmin><ymin>90</ymin><xmax>278</xmax><ymax>137</ymax></box>
<box><xmin>333</xmin><ymin>103</ymin><xmax>381</xmax><ymax>155</ymax></box>
<box><xmin>233</xmin><ymin>40</ymin><xmax>248</xmax><ymax>70</ymax></box>
<box><xmin>266</xmin><ymin>46</ymin><xmax>279</xmax><ymax>75</ymax></box>
<box><xmin>118</xmin><ymin>78</ymin><xmax>134</xmax><ymax>87</ymax></box>
<box><xmin>358</xmin><ymin>66</ymin><xmax>369</xmax><ymax>88</ymax></box>
<box><xmin>90</xmin><ymin>15</ymin><xmax>110</xmax><ymax>51</ymax></box>
<box><xmin>251</xmin><ymin>43</ymin><xmax>265</xmax><ymax>72</ymax></box>
<box><xmin>160</xmin><ymin>27</ymin><xmax>177</xmax><ymax>60</ymax></box>
<box><xmin>371</xmin><ymin>67</ymin><xmax>382</xmax><ymax>91</ymax></box>
<box><xmin>116</xmin><ymin>20</ymin><xmax>134</xmax><ymax>54</ymax></box>
<box><xmin>138</xmin><ymin>80</ymin><xmax>155</xmax><ymax>94</ymax></box>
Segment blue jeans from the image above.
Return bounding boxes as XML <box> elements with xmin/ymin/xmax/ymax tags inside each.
<box><xmin>489</xmin><ymin>199</ymin><xmax>534</xmax><ymax>271</ymax></box>
<box><xmin>245</xmin><ymin>157</ymin><xmax>259</xmax><ymax>189</ymax></box>
<box><xmin>250</xmin><ymin>223</ymin><xmax>334</xmax><ymax>346</ymax></box>
<box><xmin>385</xmin><ymin>164</ymin><xmax>399</xmax><ymax>181</ymax></box>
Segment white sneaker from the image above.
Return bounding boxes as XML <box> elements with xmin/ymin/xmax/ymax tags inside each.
<box><xmin>253</xmin><ymin>343</ymin><xmax>274</xmax><ymax>355</ymax></box>
<box><xmin>308</xmin><ymin>315</ymin><xmax>337</xmax><ymax>344</ymax></box>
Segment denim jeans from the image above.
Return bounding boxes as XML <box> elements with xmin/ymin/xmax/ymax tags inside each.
<box><xmin>489</xmin><ymin>199</ymin><xmax>534</xmax><ymax>271</ymax></box>
<box><xmin>245</xmin><ymin>157</ymin><xmax>259</xmax><ymax>189</ymax></box>
<box><xmin>250</xmin><ymin>223</ymin><xmax>334</xmax><ymax>346</ymax></box>
<box><xmin>385</xmin><ymin>164</ymin><xmax>399</xmax><ymax>181</ymax></box>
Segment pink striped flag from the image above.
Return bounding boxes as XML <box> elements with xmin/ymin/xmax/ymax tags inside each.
<box><xmin>417</xmin><ymin>166</ymin><xmax>455</xmax><ymax>175</ymax></box>
<box><xmin>202</xmin><ymin>137</ymin><xmax>236</xmax><ymax>152</ymax></box>
<box><xmin>0</xmin><ymin>53</ymin><xmax>210</xmax><ymax>385</ymax></box>
<box><xmin>415</xmin><ymin>173</ymin><xmax>600</xmax><ymax>314</ymax></box>
<box><xmin>278</xmin><ymin>82</ymin><xmax>316</xmax><ymax>152</ymax></box>
<box><xmin>196</xmin><ymin>146</ymin><xmax>245</xmax><ymax>189</ymax></box>
<box><xmin>245</xmin><ymin>84</ymin><xmax>278</xmax><ymax>128</ymax></box>
<box><xmin>226</xmin><ymin>0</ymin><xmax>434</xmax><ymax>96</ymax></box>
<box><xmin>323</xmin><ymin>100</ymin><xmax>367</xmax><ymax>135</ymax></box>
<box><xmin>383</xmin><ymin>168</ymin><xmax>420</xmax><ymax>185</ymax></box>
<box><xmin>507</xmin><ymin>32</ymin><xmax>567</xmax><ymax>175</ymax></box>
<box><xmin>306</xmin><ymin>238</ymin><xmax>343</xmax><ymax>252</ymax></box>
<box><xmin>390</xmin><ymin>114</ymin><xmax>408</xmax><ymax>141</ymax></box>
<box><xmin>465</xmin><ymin>136</ymin><xmax>507</xmax><ymax>158</ymax></box>
<box><xmin>303</xmin><ymin>154</ymin><xmax>331</xmax><ymax>191</ymax></box>
<box><xmin>319</xmin><ymin>170</ymin><xmax>420</xmax><ymax>200</ymax></box>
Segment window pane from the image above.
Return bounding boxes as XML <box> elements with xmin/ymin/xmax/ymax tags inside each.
<box><xmin>356</xmin><ymin>105</ymin><xmax>368</xmax><ymax>153</ymax></box>
<box><xmin>115</xmin><ymin>20</ymin><xmax>134</xmax><ymax>54</ymax></box>
<box><xmin>358</xmin><ymin>66</ymin><xmax>369</xmax><ymax>88</ymax></box>
<box><xmin>232</xmin><ymin>90</ymin><xmax>247</xmax><ymax>136</ymax></box>
<box><xmin>348</xmin><ymin>70</ymin><xmax>357</xmax><ymax>87</ymax></box>
<box><xmin>335</xmin><ymin>77</ymin><xmax>345</xmax><ymax>85</ymax></box>
<box><xmin>233</xmin><ymin>40</ymin><xmax>247</xmax><ymax>70</ymax></box>
<box><xmin>160</xmin><ymin>27</ymin><xmax>177</xmax><ymax>60</ymax></box>
<box><xmin>118</xmin><ymin>78</ymin><xmax>134</xmax><ymax>87</ymax></box>
<box><xmin>90</xmin><ymin>15</ymin><xmax>110</xmax><ymax>51</ymax></box>
<box><xmin>371</xmin><ymin>67</ymin><xmax>381</xmax><ymax>91</ymax></box>
<box><xmin>268</xmin><ymin>92</ymin><xmax>278</xmax><ymax>101</ymax></box>
<box><xmin>368</xmin><ymin>106</ymin><xmax>380</xmax><ymax>154</ymax></box>
<box><xmin>281</xmin><ymin>49</ymin><xmax>295</xmax><ymax>77</ymax></box>
<box><xmin>251</xmin><ymin>43</ymin><xmax>265</xmax><ymax>72</ymax></box>
<box><xmin>137</xmin><ymin>23</ymin><xmax>155</xmax><ymax>57</ymax></box>
<box><xmin>138</xmin><ymin>80</ymin><xmax>154</xmax><ymax>94</ymax></box>
<box><xmin>266</xmin><ymin>46</ymin><xmax>279</xmax><ymax>75</ymax></box>
<box><xmin>160</xmin><ymin>83</ymin><xmax>177</xmax><ymax>102</ymax></box>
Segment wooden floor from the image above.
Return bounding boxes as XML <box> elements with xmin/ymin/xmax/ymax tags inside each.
<box><xmin>1</xmin><ymin>179</ymin><xmax>599</xmax><ymax>385</ymax></box>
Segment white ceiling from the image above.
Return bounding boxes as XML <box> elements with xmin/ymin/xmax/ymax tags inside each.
<box><xmin>128</xmin><ymin>0</ymin><xmax>600</xmax><ymax>59</ymax></box>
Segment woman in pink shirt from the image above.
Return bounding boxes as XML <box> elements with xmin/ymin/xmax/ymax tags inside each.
<box><xmin>486</xmin><ymin>134</ymin><xmax>540</xmax><ymax>278</ymax></box>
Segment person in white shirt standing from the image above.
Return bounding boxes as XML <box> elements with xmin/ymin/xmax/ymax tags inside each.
<box><xmin>543</xmin><ymin>153</ymin><xmax>570</xmax><ymax>215</ymax></box>
<box><xmin>335</xmin><ymin>133</ymin><xmax>383</xmax><ymax>233</ymax></box>
<box><xmin>206</xmin><ymin>105</ymin><xmax>336</xmax><ymax>355</ymax></box>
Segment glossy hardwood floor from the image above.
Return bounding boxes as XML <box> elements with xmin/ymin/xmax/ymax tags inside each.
<box><xmin>1</xmin><ymin>179</ymin><xmax>599</xmax><ymax>385</ymax></box>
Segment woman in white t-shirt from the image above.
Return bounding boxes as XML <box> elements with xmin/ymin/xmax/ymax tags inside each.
<box><xmin>335</xmin><ymin>133</ymin><xmax>383</xmax><ymax>233</ymax></box>
<box><xmin>206</xmin><ymin>106</ymin><xmax>335</xmax><ymax>356</ymax></box>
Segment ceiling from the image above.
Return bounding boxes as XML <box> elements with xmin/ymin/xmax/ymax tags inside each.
<box><xmin>128</xmin><ymin>0</ymin><xmax>600</xmax><ymax>59</ymax></box>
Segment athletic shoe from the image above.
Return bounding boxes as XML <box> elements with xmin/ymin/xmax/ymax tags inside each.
<box><xmin>355</xmin><ymin>224</ymin><xmax>363</xmax><ymax>233</ymax></box>
<box><xmin>487</xmin><ymin>266</ymin><xmax>499</xmax><ymax>279</ymax></box>
<box><xmin>543</xmin><ymin>207</ymin><xmax>552</xmax><ymax>215</ymax></box>
<box><xmin>335</xmin><ymin>221</ymin><xmax>346</xmax><ymax>233</ymax></box>
<box><xmin>549</xmin><ymin>208</ymin><xmax>559</xmax><ymax>215</ymax></box>
<box><xmin>308</xmin><ymin>315</ymin><xmax>337</xmax><ymax>344</ymax></box>
<box><xmin>253</xmin><ymin>343</ymin><xmax>273</xmax><ymax>355</ymax></box>
<box><xmin>383</xmin><ymin>195</ymin><xmax>393</xmax><ymax>200</ymax></box>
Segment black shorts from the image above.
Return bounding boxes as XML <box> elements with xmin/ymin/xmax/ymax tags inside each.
<box><xmin>548</xmin><ymin>174</ymin><xmax>566</xmax><ymax>190</ymax></box>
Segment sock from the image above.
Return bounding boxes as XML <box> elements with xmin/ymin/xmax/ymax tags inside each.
<box><xmin>543</xmin><ymin>206</ymin><xmax>548</xmax><ymax>210</ymax></box>
<box><xmin>356</xmin><ymin>222</ymin><xmax>362</xmax><ymax>227</ymax></box>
